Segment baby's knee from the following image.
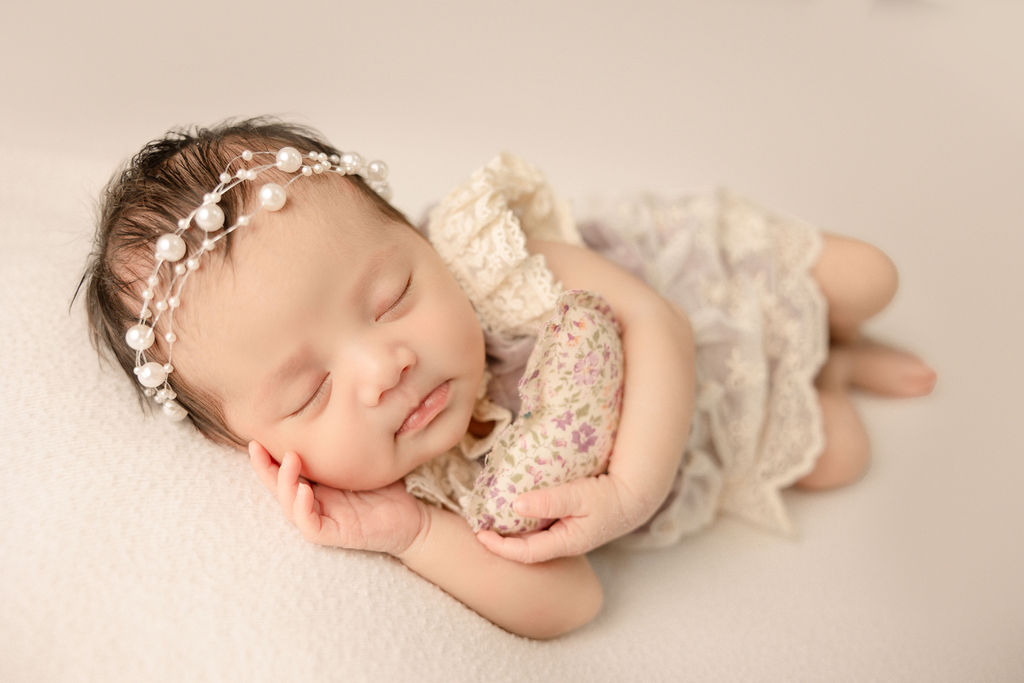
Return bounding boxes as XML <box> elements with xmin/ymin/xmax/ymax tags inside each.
<box><xmin>818</xmin><ymin>234</ymin><xmax>900</xmax><ymax>323</ymax></box>
<box><xmin>857</xmin><ymin>241</ymin><xmax>899</xmax><ymax>315</ymax></box>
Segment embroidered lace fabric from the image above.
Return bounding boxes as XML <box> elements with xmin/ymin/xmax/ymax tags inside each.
<box><xmin>404</xmin><ymin>153</ymin><xmax>829</xmax><ymax>546</ymax></box>
<box><xmin>578</xmin><ymin>190</ymin><xmax>828</xmax><ymax>545</ymax></box>
<box><xmin>425</xmin><ymin>152</ymin><xmax>578</xmax><ymax>339</ymax></box>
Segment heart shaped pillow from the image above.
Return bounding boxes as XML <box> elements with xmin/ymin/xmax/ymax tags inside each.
<box><xmin>464</xmin><ymin>289</ymin><xmax>624</xmax><ymax>534</ymax></box>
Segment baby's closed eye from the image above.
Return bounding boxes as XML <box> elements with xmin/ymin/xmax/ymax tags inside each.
<box><xmin>375</xmin><ymin>274</ymin><xmax>412</xmax><ymax>321</ymax></box>
<box><xmin>290</xmin><ymin>374</ymin><xmax>332</xmax><ymax>418</ymax></box>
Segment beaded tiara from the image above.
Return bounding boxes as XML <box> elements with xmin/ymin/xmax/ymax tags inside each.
<box><xmin>124</xmin><ymin>146</ymin><xmax>391</xmax><ymax>421</ymax></box>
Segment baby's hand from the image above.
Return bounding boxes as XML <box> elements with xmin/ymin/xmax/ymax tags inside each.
<box><xmin>475</xmin><ymin>472</ymin><xmax>650</xmax><ymax>563</ymax></box>
<box><xmin>248</xmin><ymin>441</ymin><xmax>426</xmax><ymax>557</ymax></box>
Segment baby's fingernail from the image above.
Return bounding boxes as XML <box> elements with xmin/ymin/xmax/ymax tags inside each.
<box><xmin>513</xmin><ymin>499</ymin><xmax>527</xmax><ymax>514</ymax></box>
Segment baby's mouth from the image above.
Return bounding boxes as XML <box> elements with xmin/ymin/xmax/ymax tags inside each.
<box><xmin>395</xmin><ymin>381</ymin><xmax>451</xmax><ymax>436</ymax></box>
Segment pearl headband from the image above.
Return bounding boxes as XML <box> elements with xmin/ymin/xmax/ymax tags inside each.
<box><xmin>124</xmin><ymin>146</ymin><xmax>391</xmax><ymax>421</ymax></box>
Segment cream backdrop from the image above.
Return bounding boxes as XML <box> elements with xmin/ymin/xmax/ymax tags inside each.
<box><xmin>2</xmin><ymin>1</ymin><xmax>1022</xmax><ymax>681</ymax></box>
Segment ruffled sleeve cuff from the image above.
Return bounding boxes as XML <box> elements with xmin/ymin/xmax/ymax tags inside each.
<box><xmin>426</xmin><ymin>153</ymin><xmax>581</xmax><ymax>338</ymax></box>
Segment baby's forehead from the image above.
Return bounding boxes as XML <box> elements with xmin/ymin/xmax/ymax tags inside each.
<box><xmin>184</xmin><ymin>178</ymin><xmax>381</xmax><ymax>309</ymax></box>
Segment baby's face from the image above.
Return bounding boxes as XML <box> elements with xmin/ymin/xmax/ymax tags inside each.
<box><xmin>173</xmin><ymin>179</ymin><xmax>486</xmax><ymax>491</ymax></box>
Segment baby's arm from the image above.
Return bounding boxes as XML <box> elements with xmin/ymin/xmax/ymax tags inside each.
<box><xmin>477</xmin><ymin>238</ymin><xmax>695</xmax><ymax>563</ymax></box>
<box><xmin>248</xmin><ymin>442</ymin><xmax>602</xmax><ymax>639</ymax></box>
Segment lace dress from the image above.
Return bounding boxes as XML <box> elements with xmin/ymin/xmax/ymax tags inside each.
<box><xmin>404</xmin><ymin>153</ymin><xmax>828</xmax><ymax>546</ymax></box>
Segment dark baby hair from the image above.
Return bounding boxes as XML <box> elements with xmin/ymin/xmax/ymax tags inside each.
<box><xmin>74</xmin><ymin>116</ymin><xmax>409</xmax><ymax>447</ymax></box>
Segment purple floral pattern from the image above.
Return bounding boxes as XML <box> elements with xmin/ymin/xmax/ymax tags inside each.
<box><xmin>465</xmin><ymin>290</ymin><xmax>624</xmax><ymax>534</ymax></box>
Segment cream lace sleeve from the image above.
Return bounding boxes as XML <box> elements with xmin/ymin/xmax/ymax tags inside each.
<box><xmin>426</xmin><ymin>152</ymin><xmax>582</xmax><ymax>338</ymax></box>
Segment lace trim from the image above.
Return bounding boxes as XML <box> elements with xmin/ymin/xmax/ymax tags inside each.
<box><xmin>714</xmin><ymin>190</ymin><xmax>827</xmax><ymax>535</ymax></box>
<box><xmin>426</xmin><ymin>153</ymin><xmax>579</xmax><ymax>338</ymax></box>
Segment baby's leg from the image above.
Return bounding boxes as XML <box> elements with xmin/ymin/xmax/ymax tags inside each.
<box><xmin>798</xmin><ymin>236</ymin><xmax>936</xmax><ymax>489</ymax></box>
<box><xmin>812</xmin><ymin>233</ymin><xmax>899</xmax><ymax>343</ymax></box>
<box><xmin>797</xmin><ymin>340</ymin><xmax>936</xmax><ymax>490</ymax></box>
<box><xmin>797</xmin><ymin>348</ymin><xmax>870</xmax><ymax>490</ymax></box>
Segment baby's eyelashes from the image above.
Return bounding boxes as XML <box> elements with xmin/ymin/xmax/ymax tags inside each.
<box><xmin>290</xmin><ymin>374</ymin><xmax>332</xmax><ymax>418</ymax></box>
<box><xmin>375</xmin><ymin>274</ymin><xmax>412</xmax><ymax>322</ymax></box>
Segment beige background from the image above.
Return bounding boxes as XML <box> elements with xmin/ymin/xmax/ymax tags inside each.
<box><xmin>2</xmin><ymin>0</ymin><xmax>1022</xmax><ymax>680</ymax></box>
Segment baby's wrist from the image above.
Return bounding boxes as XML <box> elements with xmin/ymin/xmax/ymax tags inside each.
<box><xmin>394</xmin><ymin>500</ymin><xmax>433</xmax><ymax>561</ymax></box>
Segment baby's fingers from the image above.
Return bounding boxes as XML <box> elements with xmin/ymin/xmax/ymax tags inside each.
<box><xmin>514</xmin><ymin>480</ymin><xmax>588</xmax><ymax>520</ymax></box>
<box><xmin>276</xmin><ymin>451</ymin><xmax>303</xmax><ymax>521</ymax></box>
<box><xmin>293</xmin><ymin>481</ymin><xmax>329</xmax><ymax>543</ymax></box>
<box><xmin>476</xmin><ymin>522</ymin><xmax>580</xmax><ymax>564</ymax></box>
<box><xmin>248</xmin><ymin>440</ymin><xmax>279</xmax><ymax>493</ymax></box>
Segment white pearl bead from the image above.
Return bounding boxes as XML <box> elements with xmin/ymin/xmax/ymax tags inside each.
<box><xmin>163</xmin><ymin>363</ymin><xmax>173</xmax><ymax>373</ymax></box>
<box><xmin>237</xmin><ymin>215</ymin><xmax>250</xmax><ymax>226</ymax></box>
<box><xmin>186</xmin><ymin>258</ymin><xmax>199</xmax><ymax>270</ymax></box>
<box><xmin>242</xmin><ymin>150</ymin><xmax>253</xmax><ymax>161</ymax></box>
<box><xmin>155</xmin><ymin>301</ymin><xmax>168</xmax><ymax>312</ymax></box>
<box><xmin>155</xmin><ymin>233</ymin><xmax>187</xmax><ymax>262</ymax></box>
<box><xmin>301</xmin><ymin>166</ymin><xmax>312</xmax><ymax>176</ymax></box>
<box><xmin>195</xmin><ymin>204</ymin><xmax>225</xmax><ymax>232</ymax></box>
<box><xmin>125</xmin><ymin>324</ymin><xmax>155</xmax><ymax>351</ymax></box>
<box><xmin>178</xmin><ymin>218</ymin><xmax>190</xmax><ymax>230</ymax></box>
<box><xmin>174</xmin><ymin>264</ymin><xmax>186</xmax><ymax>275</ymax></box>
<box><xmin>312</xmin><ymin>163</ymin><xmax>324</xmax><ymax>174</ymax></box>
<box><xmin>275</xmin><ymin>147</ymin><xmax>303</xmax><ymax>173</ymax></box>
<box><xmin>165</xmin><ymin>332</ymin><xmax>177</xmax><ymax>343</ymax></box>
<box><xmin>137</xmin><ymin>361</ymin><xmax>167</xmax><ymax>388</ymax></box>
<box><xmin>167</xmin><ymin>296</ymin><xmax>180</xmax><ymax>308</ymax></box>
<box><xmin>341</xmin><ymin>152</ymin><xmax>362</xmax><ymax>173</ymax></box>
<box><xmin>141</xmin><ymin>289</ymin><xmax>154</xmax><ymax>300</ymax></box>
<box><xmin>370</xmin><ymin>182</ymin><xmax>392</xmax><ymax>200</ymax></box>
<box><xmin>366</xmin><ymin>160</ymin><xmax>388</xmax><ymax>181</ymax></box>
<box><xmin>147</xmin><ymin>275</ymin><xmax>159</xmax><ymax>286</ymax></box>
<box><xmin>259</xmin><ymin>183</ymin><xmax>287</xmax><ymax>211</ymax></box>
<box><xmin>219</xmin><ymin>172</ymin><xmax>232</xmax><ymax>183</ymax></box>
<box><xmin>162</xmin><ymin>400</ymin><xmax>188</xmax><ymax>422</ymax></box>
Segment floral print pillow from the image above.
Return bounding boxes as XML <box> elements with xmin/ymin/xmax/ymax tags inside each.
<box><xmin>465</xmin><ymin>290</ymin><xmax>624</xmax><ymax>534</ymax></box>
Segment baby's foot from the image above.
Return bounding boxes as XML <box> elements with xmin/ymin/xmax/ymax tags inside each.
<box><xmin>845</xmin><ymin>338</ymin><xmax>937</xmax><ymax>397</ymax></box>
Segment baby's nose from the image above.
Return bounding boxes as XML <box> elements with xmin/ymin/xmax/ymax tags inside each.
<box><xmin>357</xmin><ymin>346</ymin><xmax>416</xmax><ymax>407</ymax></box>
